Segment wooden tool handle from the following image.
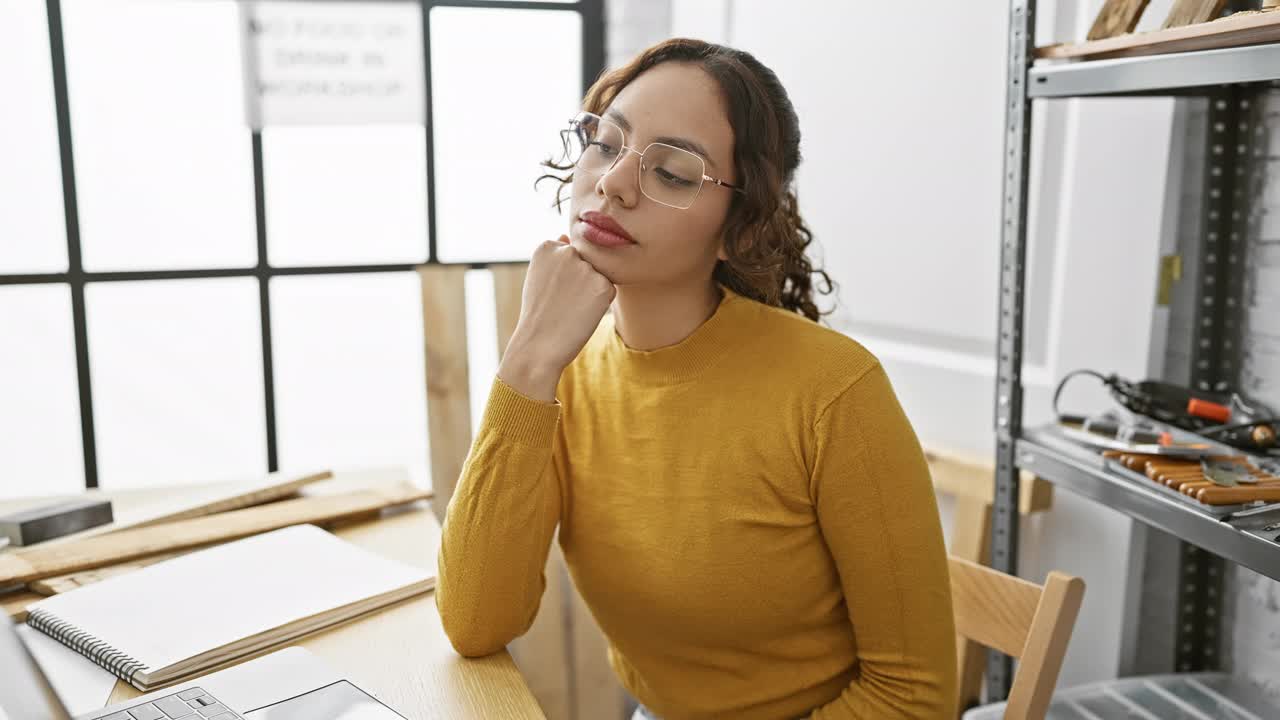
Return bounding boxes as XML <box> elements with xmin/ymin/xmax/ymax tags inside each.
<box><xmin>1178</xmin><ymin>480</ymin><xmax>1215</xmax><ymax>495</ymax></box>
<box><xmin>1196</xmin><ymin>486</ymin><xmax>1280</xmax><ymax>505</ymax></box>
<box><xmin>1156</xmin><ymin>470</ymin><xmax>1205</xmax><ymax>486</ymax></box>
<box><xmin>0</xmin><ymin>485</ymin><xmax>432</xmax><ymax>586</ymax></box>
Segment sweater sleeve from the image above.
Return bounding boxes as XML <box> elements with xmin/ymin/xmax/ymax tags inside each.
<box><xmin>436</xmin><ymin>374</ymin><xmax>566</xmax><ymax>657</ymax></box>
<box><xmin>808</xmin><ymin>363</ymin><xmax>957</xmax><ymax>720</ymax></box>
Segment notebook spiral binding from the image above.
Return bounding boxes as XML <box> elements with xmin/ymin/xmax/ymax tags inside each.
<box><xmin>26</xmin><ymin>607</ymin><xmax>147</xmax><ymax>685</ymax></box>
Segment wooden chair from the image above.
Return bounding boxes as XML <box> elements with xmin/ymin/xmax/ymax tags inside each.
<box><xmin>927</xmin><ymin>451</ymin><xmax>1055</xmax><ymax>712</ymax></box>
<box><xmin>950</xmin><ymin>556</ymin><xmax>1085</xmax><ymax>720</ymax></box>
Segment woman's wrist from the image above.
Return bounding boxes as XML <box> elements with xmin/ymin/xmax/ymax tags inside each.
<box><xmin>497</xmin><ymin>341</ymin><xmax>563</xmax><ymax>403</ymax></box>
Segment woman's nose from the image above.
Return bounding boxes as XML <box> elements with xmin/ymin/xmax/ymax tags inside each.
<box><xmin>596</xmin><ymin>147</ymin><xmax>641</xmax><ymax>206</ymax></box>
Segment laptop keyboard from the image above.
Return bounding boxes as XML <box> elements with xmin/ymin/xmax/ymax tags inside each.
<box><xmin>98</xmin><ymin>687</ymin><xmax>242</xmax><ymax>720</ymax></box>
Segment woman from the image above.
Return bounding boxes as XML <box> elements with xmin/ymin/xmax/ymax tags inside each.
<box><xmin>436</xmin><ymin>38</ymin><xmax>956</xmax><ymax>720</ymax></box>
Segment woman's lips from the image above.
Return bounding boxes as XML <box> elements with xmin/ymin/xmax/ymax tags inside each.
<box><xmin>578</xmin><ymin>212</ymin><xmax>636</xmax><ymax>248</ymax></box>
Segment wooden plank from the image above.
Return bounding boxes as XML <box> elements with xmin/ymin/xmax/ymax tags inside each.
<box><xmin>1038</xmin><ymin>8</ymin><xmax>1280</xmax><ymax>60</ymax></box>
<box><xmin>926</xmin><ymin>451</ymin><xmax>1052</xmax><ymax>515</ymax></box>
<box><xmin>2</xmin><ymin>589</ymin><xmax>42</xmax><ymax>621</ymax></box>
<box><xmin>509</xmin><ymin>539</ymin><xmax>572</xmax><ymax>720</ymax></box>
<box><xmin>18</xmin><ymin>470</ymin><xmax>333</xmax><ymax>549</ymax></box>
<box><xmin>419</xmin><ymin>265</ymin><xmax>472</xmax><ymax>524</ymax></box>
<box><xmin>950</xmin><ymin>497</ymin><xmax>992</xmax><ymax>572</ymax></box>
<box><xmin>569</xmin><ymin>574</ymin><xmax>628</xmax><ymax>720</ymax></box>
<box><xmin>29</xmin><ymin>551</ymin><xmax>182</xmax><ymax>595</ymax></box>
<box><xmin>1088</xmin><ymin>0</ymin><xmax>1152</xmax><ymax>41</ymax></box>
<box><xmin>0</xmin><ymin>485</ymin><xmax>431</xmax><ymax>585</ymax></box>
<box><xmin>492</xmin><ymin>264</ymin><xmax>529</xmax><ymax>359</ymax></box>
<box><xmin>31</xmin><ymin>469</ymin><xmax>414</xmax><ymax>595</ymax></box>
<box><xmin>1163</xmin><ymin>0</ymin><xmax>1229</xmax><ymax>29</ymax></box>
<box><xmin>121</xmin><ymin>470</ymin><xmax>333</xmax><ymax>528</ymax></box>
<box><xmin>16</xmin><ymin>471</ymin><xmax>419</xmax><ymax>594</ymax></box>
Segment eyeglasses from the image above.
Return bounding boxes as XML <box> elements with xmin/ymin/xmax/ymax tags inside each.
<box><xmin>563</xmin><ymin>111</ymin><xmax>744</xmax><ymax>210</ymax></box>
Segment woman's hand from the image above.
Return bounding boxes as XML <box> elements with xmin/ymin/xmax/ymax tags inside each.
<box><xmin>498</xmin><ymin>235</ymin><xmax>616</xmax><ymax>402</ymax></box>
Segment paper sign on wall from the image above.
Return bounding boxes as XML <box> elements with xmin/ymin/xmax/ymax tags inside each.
<box><xmin>240</xmin><ymin>1</ymin><xmax>425</xmax><ymax>127</ymax></box>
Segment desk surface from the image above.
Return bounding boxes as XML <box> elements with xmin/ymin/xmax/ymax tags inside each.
<box><xmin>0</xmin><ymin>480</ymin><xmax>545</xmax><ymax>720</ymax></box>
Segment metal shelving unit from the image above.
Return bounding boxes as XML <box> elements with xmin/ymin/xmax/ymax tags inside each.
<box><xmin>992</xmin><ymin>0</ymin><xmax>1280</xmax><ymax>701</ymax></box>
<box><xmin>1017</xmin><ymin>429</ymin><xmax>1280</xmax><ymax>578</ymax></box>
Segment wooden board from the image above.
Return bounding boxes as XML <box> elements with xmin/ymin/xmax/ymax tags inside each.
<box><xmin>569</xmin><ymin>572</ymin><xmax>628</xmax><ymax>720</ymax></box>
<box><xmin>0</xmin><ymin>485</ymin><xmax>431</xmax><ymax>585</ymax></box>
<box><xmin>29</xmin><ymin>551</ymin><xmax>182</xmax><ymax>595</ymax></box>
<box><xmin>419</xmin><ymin>265</ymin><xmax>472</xmax><ymax>523</ymax></box>
<box><xmin>492</xmin><ymin>264</ymin><xmax>529</xmax><ymax>359</ymax></box>
<box><xmin>1038</xmin><ymin>8</ymin><xmax>1280</xmax><ymax>60</ymax></box>
<box><xmin>925</xmin><ymin>451</ymin><xmax>1053</xmax><ymax>515</ymax></box>
<box><xmin>26</xmin><ymin>470</ymin><xmax>334</xmax><ymax>549</ymax></box>
<box><xmin>509</xmin><ymin>538</ymin><xmax>572</xmax><ymax>720</ymax></box>
<box><xmin>1</xmin><ymin>589</ymin><xmax>43</xmax><ymax>621</ymax></box>
<box><xmin>1163</xmin><ymin>0</ymin><xmax>1229</xmax><ymax>29</ymax></box>
<box><xmin>1088</xmin><ymin>0</ymin><xmax>1152</xmax><ymax>41</ymax></box>
<box><xmin>27</xmin><ymin>469</ymin><xmax>411</xmax><ymax>595</ymax></box>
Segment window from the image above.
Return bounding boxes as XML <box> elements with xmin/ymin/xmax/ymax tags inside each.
<box><xmin>430</xmin><ymin>7</ymin><xmax>583</xmax><ymax>263</ymax></box>
<box><xmin>0</xmin><ymin>0</ymin><xmax>603</xmax><ymax>495</ymax></box>
<box><xmin>0</xmin><ymin>0</ymin><xmax>67</xmax><ymax>273</ymax></box>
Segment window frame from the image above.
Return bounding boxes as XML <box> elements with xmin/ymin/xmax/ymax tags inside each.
<box><xmin>0</xmin><ymin>0</ymin><xmax>605</xmax><ymax>489</ymax></box>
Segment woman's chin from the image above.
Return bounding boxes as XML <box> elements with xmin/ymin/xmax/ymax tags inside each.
<box><xmin>570</xmin><ymin>239</ymin><xmax>624</xmax><ymax>284</ymax></box>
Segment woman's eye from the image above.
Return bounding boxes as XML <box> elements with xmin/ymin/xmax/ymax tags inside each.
<box><xmin>590</xmin><ymin>141</ymin><xmax>618</xmax><ymax>155</ymax></box>
<box><xmin>656</xmin><ymin>167</ymin><xmax>694</xmax><ymax>186</ymax></box>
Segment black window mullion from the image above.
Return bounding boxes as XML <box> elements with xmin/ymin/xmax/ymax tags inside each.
<box><xmin>46</xmin><ymin>0</ymin><xmax>98</xmax><ymax>490</ymax></box>
<box><xmin>580</xmin><ymin>0</ymin><xmax>605</xmax><ymax>93</ymax></box>
<box><xmin>422</xmin><ymin>0</ymin><xmax>438</xmax><ymax>264</ymax></box>
<box><xmin>251</xmin><ymin>132</ymin><xmax>279</xmax><ymax>473</ymax></box>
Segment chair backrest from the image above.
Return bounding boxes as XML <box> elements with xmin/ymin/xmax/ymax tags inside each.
<box><xmin>949</xmin><ymin>556</ymin><xmax>1085</xmax><ymax>720</ymax></box>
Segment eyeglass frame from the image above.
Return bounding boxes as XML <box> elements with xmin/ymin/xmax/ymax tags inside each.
<box><xmin>563</xmin><ymin>111</ymin><xmax>746</xmax><ymax>210</ymax></box>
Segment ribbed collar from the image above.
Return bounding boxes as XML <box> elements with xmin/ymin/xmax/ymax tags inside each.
<box><xmin>604</xmin><ymin>283</ymin><xmax>749</xmax><ymax>386</ymax></box>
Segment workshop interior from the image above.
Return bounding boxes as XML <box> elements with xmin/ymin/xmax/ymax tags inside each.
<box><xmin>4</xmin><ymin>1</ymin><xmax>1280</xmax><ymax>719</ymax></box>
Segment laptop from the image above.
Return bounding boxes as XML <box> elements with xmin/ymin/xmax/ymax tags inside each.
<box><xmin>0</xmin><ymin>613</ymin><xmax>406</xmax><ymax>720</ymax></box>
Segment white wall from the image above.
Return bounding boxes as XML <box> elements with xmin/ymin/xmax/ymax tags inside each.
<box><xmin>673</xmin><ymin>0</ymin><xmax>1179</xmax><ymax>690</ymax></box>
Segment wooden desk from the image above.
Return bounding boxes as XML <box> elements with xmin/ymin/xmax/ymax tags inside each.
<box><xmin>0</xmin><ymin>484</ymin><xmax>545</xmax><ymax>720</ymax></box>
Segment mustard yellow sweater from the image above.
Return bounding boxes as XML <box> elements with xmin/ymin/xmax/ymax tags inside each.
<box><xmin>437</xmin><ymin>284</ymin><xmax>956</xmax><ymax>719</ymax></box>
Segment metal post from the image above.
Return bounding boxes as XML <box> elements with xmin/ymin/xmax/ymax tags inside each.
<box><xmin>1176</xmin><ymin>84</ymin><xmax>1259</xmax><ymax>672</ymax></box>
<box><xmin>989</xmin><ymin>0</ymin><xmax>1036</xmax><ymax>702</ymax></box>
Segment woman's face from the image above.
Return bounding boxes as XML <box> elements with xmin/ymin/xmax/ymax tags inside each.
<box><xmin>568</xmin><ymin>62</ymin><xmax>738</xmax><ymax>287</ymax></box>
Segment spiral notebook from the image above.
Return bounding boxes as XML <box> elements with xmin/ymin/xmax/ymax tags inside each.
<box><xmin>23</xmin><ymin>524</ymin><xmax>434</xmax><ymax>691</ymax></box>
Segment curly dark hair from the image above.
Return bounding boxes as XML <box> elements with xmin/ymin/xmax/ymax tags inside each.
<box><xmin>536</xmin><ymin>38</ymin><xmax>836</xmax><ymax>322</ymax></box>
